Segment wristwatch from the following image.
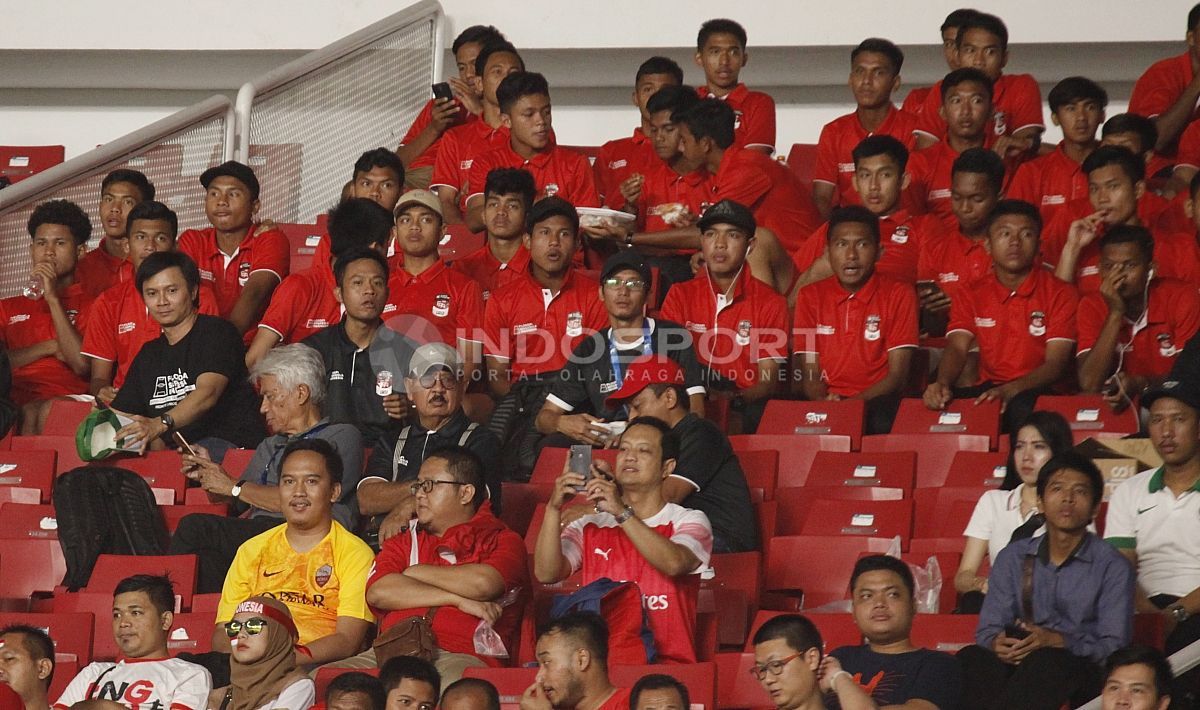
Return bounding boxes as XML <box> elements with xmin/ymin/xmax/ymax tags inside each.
<box><xmin>159</xmin><ymin>413</ymin><xmax>175</xmax><ymax>434</ymax></box>
<box><xmin>624</xmin><ymin>231</ymin><xmax>635</xmax><ymax>248</ymax></box>
<box><xmin>230</xmin><ymin>483</ymin><xmax>243</xmax><ymax>499</ymax></box>
<box><xmin>613</xmin><ymin>505</ymin><xmax>635</xmax><ymax>524</ymax></box>
<box><xmin>1169</xmin><ymin>604</ymin><xmax>1190</xmax><ymax>623</ymax></box>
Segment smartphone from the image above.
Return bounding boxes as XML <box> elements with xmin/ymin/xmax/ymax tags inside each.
<box><xmin>916</xmin><ymin>279</ymin><xmax>937</xmax><ymax>296</ymax></box>
<box><xmin>432</xmin><ymin>82</ymin><xmax>454</xmax><ymax>101</ymax></box>
<box><xmin>1102</xmin><ymin>376</ymin><xmax>1120</xmax><ymax>397</ymax></box>
<box><xmin>172</xmin><ymin>430</ymin><xmax>197</xmax><ymax>457</ymax></box>
<box><xmin>568</xmin><ymin>444</ymin><xmax>593</xmax><ymax>492</ymax></box>
<box><xmin>1003</xmin><ymin>623</ymin><xmax>1030</xmax><ymax>640</ymax></box>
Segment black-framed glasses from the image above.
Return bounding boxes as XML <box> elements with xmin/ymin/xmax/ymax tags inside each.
<box><xmin>749</xmin><ymin>653</ymin><xmax>803</xmax><ymax>680</ymax></box>
<box><xmin>602</xmin><ymin>277</ymin><xmax>646</xmax><ymax>290</ymax></box>
<box><xmin>225</xmin><ymin>618</ymin><xmax>268</xmax><ymax>638</ymax></box>
<box><xmin>409</xmin><ymin>478</ymin><xmax>468</xmax><ymax>495</ymax></box>
<box><xmin>416</xmin><ymin>371</ymin><xmax>458</xmax><ymax>389</ymax></box>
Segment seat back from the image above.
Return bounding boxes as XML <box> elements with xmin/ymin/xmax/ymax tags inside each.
<box><xmin>765</xmin><ymin>535</ymin><xmax>893</xmax><ymax>608</ymax></box>
<box><xmin>530</xmin><ymin>447</ymin><xmax>619</xmax><ymax>485</ymax></box>
<box><xmin>757</xmin><ymin>400</ymin><xmax>865</xmax><ymax>449</ymax></box>
<box><xmin>161</xmin><ymin>504</ymin><xmax>228</xmax><ymax>535</ymax></box>
<box><xmin>911</xmin><ymin>614</ymin><xmax>979</xmax><ymax>653</ymax></box>
<box><xmin>942</xmin><ymin>450</ymin><xmax>1009</xmax><ymax>488</ymax></box>
<box><xmin>0</xmin><ymin>538</ymin><xmax>67</xmax><ymax>609</ymax></box>
<box><xmin>0</xmin><ymin>611</ymin><xmax>93</xmax><ymax>664</ymax></box>
<box><xmin>0</xmin><ymin>449</ymin><xmax>56</xmax><ymax>503</ymax></box>
<box><xmin>439</xmin><ymin>223</ymin><xmax>486</xmax><ymax>262</ymax></box>
<box><xmin>729</xmin><ymin>434</ymin><xmax>851</xmax><ymax>488</ymax></box>
<box><xmin>804</xmin><ymin>451</ymin><xmax>916</xmax><ymax>490</ymax></box>
<box><xmin>41</xmin><ymin>400</ymin><xmax>95</xmax><ymax>437</ymax></box>
<box><xmin>891</xmin><ymin>399</ymin><xmax>1001</xmax><ymax>448</ymax></box>
<box><xmin>785</xmin><ymin>143</ymin><xmax>819</xmax><ymax>189</ymax></box>
<box><xmin>736</xmin><ymin>449</ymin><xmax>779</xmax><ymax>502</ymax></box>
<box><xmin>52</xmin><ymin>591</ymin><xmax>121</xmax><ymax>661</ymax></box>
<box><xmin>167</xmin><ymin>611</ymin><xmax>216</xmax><ymax>655</ymax></box>
<box><xmin>86</xmin><ymin>554</ymin><xmax>198</xmax><ymax>611</ymax></box>
<box><xmin>12</xmin><ymin>436</ymin><xmax>85</xmax><ymax>474</ymax></box>
<box><xmin>912</xmin><ymin>487</ymin><xmax>985</xmax><ymax>539</ymax></box>
<box><xmin>107</xmin><ymin>453</ymin><xmax>188</xmax><ymax>505</ymax></box>
<box><xmin>775</xmin><ymin>487</ymin><xmax>905</xmax><ymax>536</ymax></box>
<box><xmin>0</xmin><ymin>503</ymin><xmax>58</xmax><ymax>539</ymax></box>
<box><xmin>0</xmin><ymin>145</ymin><xmax>65</xmax><ymax>182</ymax></box>
<box><xmin>221</xmin><ymin>448</ymin><xmax>258</xmax><ymax>480</ymax></box>
<box><xmin>274</xmin><ymin>222</ymin><xmax>324</xmax><ymax>273</ymax></box>
<box><xmin>799</xmin><ymin>498</ymin><xmax>914</xmax><ymax>547</ymax></box>
<box><xmin>1034</xmin><ymin>394</ymin><xmax>1140</xmax><ymax>443</ymax></box>
<box><xmin>861</xmin><ymin>434</ymin><xmax>990</xmax><ymax>488</ymax></box>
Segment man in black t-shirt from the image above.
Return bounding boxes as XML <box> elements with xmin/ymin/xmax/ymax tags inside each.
<box><xmin>606</xmin><ymin>353</ymin><xmax>757</xmax><ymax>552</ymax></box>
<box><xmin>535</xmin><ymin>251</ymin><xmax>705</xmax><ymax>447</ymax></box>
<box><xmin>828</xmin><ymin>555</ymin><xmax>962</xmax><ymax>710</ymax></box>
<box><xmin>112</xmin><ymin>251</ymin><xmax>265</xmax><ymax>461</ymax></box>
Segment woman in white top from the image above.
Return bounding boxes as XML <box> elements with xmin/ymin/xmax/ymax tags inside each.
<box><xmin>210</xmin><ymin>596</ymin><xmax>316</xmax><ymax>710</ymax></box>
<box><xmin>954</xmin><ymin>411</ymin><xmax>1074</xmax><ymax>609</ymax></box>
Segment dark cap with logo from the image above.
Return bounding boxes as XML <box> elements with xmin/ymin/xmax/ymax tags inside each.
<box><xmin>697</xmin><ymin>198</ymin><xmax>756</xmax><ymax>236</ymax></box>
<box><xmin>600</xmin><ymin>251</ymin><xmax>652</xmax><ymax>286</ymax></box>
<box><xmin>1141</xmin><ymin>378</ymin><xmax>1200</xmax><ymax>412</ymax></box>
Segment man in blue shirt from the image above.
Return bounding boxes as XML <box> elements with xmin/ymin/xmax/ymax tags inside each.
<box><xmin>959</xmin><ymin>450</ymin><xmax>1135</xmax><ymax>710</ymax></box>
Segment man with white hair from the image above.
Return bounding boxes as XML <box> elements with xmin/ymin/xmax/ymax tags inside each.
<box><xmin>169</xmin><ymin>343</ymin><xmax>365</xmax><ymax>593</ymax></box>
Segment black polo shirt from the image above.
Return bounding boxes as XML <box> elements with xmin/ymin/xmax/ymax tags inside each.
<box><xmin>672</xmin><ymin>413</ymin><xmax>758</xmax><ymax>553</ymax></box>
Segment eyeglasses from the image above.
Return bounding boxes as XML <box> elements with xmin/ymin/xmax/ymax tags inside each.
<box><xmin>409</xmin><ymin>478</ymin><xmax>468</xmax><ymax>495</ymax></box>
<box><xmin>749</xmin><ymin>653</ymin><xmax>803</xmax><ymax>680</ymax></box>
<box><xmin>415</xmin><ymin>371</ymin><xmax>458</xmax><ymax>389</ymax></box>
<box><xmin>602</xmin><ymin>277</ymin><xmax>647</xmax><ymax>291</ymax></box>
<box><xmin>225</xmin><ymin>618</ymin><xmax>268</xmax><ymax>638</ymax></box>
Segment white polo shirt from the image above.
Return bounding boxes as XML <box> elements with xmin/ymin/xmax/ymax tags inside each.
<box><xmin>1105</xmin><ymin>467</ymin><xmax>1200</xmax><ymax>598</ymax></box>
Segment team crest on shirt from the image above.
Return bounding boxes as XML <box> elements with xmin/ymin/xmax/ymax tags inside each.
<box><xmin>566</xmin><ymin>311</ymin><xmax>583</xmax><ymax>337</ymax></box>
<box><xmin>7</xmin><ymin>314</ymin><xmax>28</xmax><ymax>325</ymax></box>
<box><xmin>938</xmin><ymin>272</ymin><xmax>960</xmax><ymax>283</ymax></box>
<box><xmin>199</xmin><ymin>269</ymin><xmax>214</xmax><ymax>282</ymax></box>
<box><xmin>238</xmin><ymin>262</ymin><xmax>251</xmax><ymax>287</ymax></box>
<box><xmin>864</xmin><ymin>315</ymin><xmax>882</xmax><ymax>341</ymax></box>
<box><xmin>118</xmin><ymin>321</ymin><xmax>136</xmax><ymax>334</ymax></box>
<box><xmin>1029</xmin><ymin>311</ymin><xmax>1046</xmax><ymax>337</ymax></box>
<box><xmin>733</xmin><ymin>109</ymin><xmax>744</xmax><ymax>128</ymax></box>
<box><xmin>432</xmin><ymin>293</ymin><xmax>451</xmax><ymax>318</ymax></box>
<box><xmin>543</xmin><ymin>183</ymin><xmax>560</xmax><ymax>198</ymax></box>
<box><xmin>459</xmin><ymin>159</ymin><xmax>474</xmax><ymax>170</ymax></box>
<box><xmin>66</xmin><ymin>309</ymin><xmax>79</xmax><ymax>325</ymax></box>
<box><xmin>314</xmin><ymin>564</ymin><xmax>332</xmax><ymax>588</ymax></box>
<box><xmin>736</xmin><ymin>319</ymin><xmax>752</xmax><ymax>346</ymax></box>
<box><xmin>992</xmin><ymin>111</ymin><xmax>1008</xmax><ymax>136</ymax></box>
<box><xmin>890</xmin><ymin>225</ymin><xmax>910</xmax><ymax>245</ymax></box>
<box><xmin>608</xmin><ymin>159</ymin><xmax>627</xmax><ymax>170</ymax></box>
<box><xmin>1158</xmin><ymin>333</ymin><xmax>1178</xmax><ymax>357</ymax></box>
<box><xmin>600</xmin><ymin>380</ymin><xmax>619</xmax><ymax>394</ymax></box>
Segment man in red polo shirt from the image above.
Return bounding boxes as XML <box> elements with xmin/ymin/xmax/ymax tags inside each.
<box><xmin>388</xmin><ymin>190</ymin><xmax>485</xmax><ymax>385</ymax></box>
<box><xmin>1077</xmin><ymin>226</ymin><xmax>1200</xmax><ymax>412</ymax></box>
<box><xmin>914</xmin><ymin>11</ymin><xmax>1043</xmax><ymax>161</ymax></box>
<box><xmin>595</xmin><ymin>57</ymin><xmax>683</xmax><ymax>209</ymax></box>
<box><xmin>453</xmin><ymin>168</ymin><xmax>534</xmax><ymax>301</ymax></box>
<box><xmin>1</xmin><ymin>200</ymin><xmax>92</xmax><ymax>434</ymax></box>
<box><xmin>660</xmin><ymin>200</ymin><xmax>787</xmax><ymax>432</ymax></box>
<box><xmin>1008</xmin><ymin>77</ymin><xmax>1108</xmax><ymax>224</ymax></box>
<box><xmin>177</xmin><ymin>160</ymin><xmax>289</xmax><ymax>340</ymax></box>
<box><xmin>902</xmin><ymin>9</ymin><xmax>974</xmax><ymax>118</ymax></box>
<box><xmin>247</xmin><ymin>198</ymin><xmax>394</xmax><ymax>367</ymax></box>
<box><xmin>76</xmin><ymin>169</ymin><xmax>154</xmax><ymax>299</ymax></box>
<box><xmin>483</xmin><ymin>197</ymin><xmax>605</xmax><ymax>476</ymax></box>
<box><xmin>1048</xmin><ymin>146</ymin><xmax>1200</xmax><ymax>294</ymax></box>
<box><xmin>463</xmin><ymin>72</ymin><xmax>598</xmax><ymax>233</ymax></box>
<box><xmin>311</xmin><ymin>148</ymin><xmax>408</xmax><ymax>269</ymax></box>
<box><xmin>795</xmin><ymin>135</ymin><xmax>940</xmax><ymax>287</ymax></box>
<box><xmin>81</xmin><ymin>201</ymin><xmax>218</xmax><ymax>404</ymax></box>
<box><xmin>1129</xmin><ymin>6</ymin><xmax>1200</xmax><ymax>178</ymax></box>
<box><xmin>431</xmin><ymin>41</ymin><xmax>524</xmax><ymax>224</ymax></box>
<box><xmin>694</xmin><ymin>18</ymin><xmax>775</xmax><ymax>155</ymax></box>
<box><xmin>813</xmin><ymin>38</ymin><xmax>920</xmax><ymax>219</ymax></box>
<box><xmin>396</xmin><ymin>25</ymin><xmax>505</xmax><ymax>190</ymax></box>
<box><xmin>924</xmin><ymin>200</ymin><xmax>1079</xmax><ymax>432</ymax></box>
<box><xmin>907</xmin><ymin>68</ymin><xmax>993</xmax><ymax>228</ymax></box>
<box><xmin>794</xmin><ymin>206</ymin><xmax>917</xmax><ymax>434</ymax></box>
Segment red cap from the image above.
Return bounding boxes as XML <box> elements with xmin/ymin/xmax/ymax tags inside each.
<box><xmin>605</xmin><ymin>355</ymin><xmax>686</xmax><ymax>407</ymax></box>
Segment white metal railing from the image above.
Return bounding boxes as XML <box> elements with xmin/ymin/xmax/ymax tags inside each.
<box><xmin>1075</xmin><ymin>637</ymin><xmax>1200</xmax><ymax>709</ymax></box>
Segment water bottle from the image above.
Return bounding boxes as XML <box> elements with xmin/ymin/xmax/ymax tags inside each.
<box><xmin>22</xmin><ymin>277</ymin><xmax>43</xmax><ymax>300</ymax></box>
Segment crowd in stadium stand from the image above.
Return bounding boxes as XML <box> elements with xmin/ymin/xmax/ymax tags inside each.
<box><xmin>11</xmin><ymin>6</ymin><xmax>1200</xmax><ymax>710</ymax></box>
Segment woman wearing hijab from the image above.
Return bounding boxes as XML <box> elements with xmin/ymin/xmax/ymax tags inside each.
<box><xmin>210</xmin><ymin>596</ymin><xmax>315</xmax><ymax>710</ymax></box>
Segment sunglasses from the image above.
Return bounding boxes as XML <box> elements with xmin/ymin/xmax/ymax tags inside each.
<box><xmin>225</xmin><ymin>618</ymin><xmax>268</xmax><ymax>638</ymax></box>
<box><xmin>602</xmin><ymin>277</ymin><xmax>647</xmax><ymax>291</ymax></box>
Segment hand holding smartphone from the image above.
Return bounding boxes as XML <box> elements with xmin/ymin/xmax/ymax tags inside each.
<box><xmin>432</xmin><ymin>82</ymin><xmax>454</xmax><ymax>101</ymax></box>
<box><xmin>568</xmin><ymin>444</ymin><xmax>593</xmax><ymax>493</ymax></box>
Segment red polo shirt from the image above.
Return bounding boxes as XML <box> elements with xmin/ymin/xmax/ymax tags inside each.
<box><xmin>465</xmin><ymin>144</ymin><xmax>599</xmax><ymax>210</ymax></box>
<box><xmin>813</xmin><ymin>106</ymin><xmax>921</xmax><ymax>209</ymax></box>
<box><xmin>483</xmin><ymin>269</ymin><xmax>606</xmax><ymax>377</ymax></box>
<box><xmin>0</xmin><ymin>284</ymin><xmax>90</xmax><ymax>405</ymax></box>
<box><xmin>1077</xmin><ymin>277</ymin><xmax>1200</xmax><ymax>380</ymax></box>
<box><xmin>452</xmin><ymin>242</ymin><xmax>531</xmax><ymax>300</ymax></box>
<box><xmin>1007</xmin><ymin>143</ymin><xmax>1091</xmax><ymax>224</ymax></box>
<box><xmin>384</xmin><ymin>259</ymin><xmax>484</xmax><ymax>346</ymax></box>
<box><xmin>256</xmin><ymin>265</ymin><xmax>341</xmax><ymax>344</ymax></box>
<box><xmin>430</xmin><ymin>118</ymin><xmax>510</xmax><ymax>196</ymax></box>
<box><xmin>1175</xmin><ymin>119</ymin><xmax>1200</xmax><ymax>174</ymax></box>
<box><xmin>947</xmin><ymin>267</ymin><xmax>1079</xmax><ymax>385</ymax></box>
<box><xmin>400</xmin><ymin>99</ymin><xmax>472</xmax><ymax>171</ymax></box>
<box><xmin>698</xmin><ymin>83</ymin><xmax>777</xmax><ymax>153</ymax></box>
<box><xmin>76</xmin><ymin>239</ymin><xmax>133</xmax><ymax>299</ymax></box>
<box><xmin>660</xmin><ymin>269</ymin><xmax>789</xmax><ymax>389</ymax></box>
<box><xmin>81</xmin><ymin>280</ymin><xmax>220</xmax><ymax>388</ymax></box>
<box><xmin>177</xmin><ymin>224</ymin><xmax>290</xmax><ymax>320</ymax></box>
<box><xmin>595</xmin><ymin>128</ymin><xmax>659</xmax><ymax>208</ymax></box>
<box><xmin>906</xmin><ymin>141</ymin><xmax>963</xmax><ymax>228</ymax></box>
<box><xmin>793</xmin><ymin>273</ymin><xmax>918</xmax><ymax>397</ymax></box>
<box><xmin>916</xmin><ymin>73</ymin><xmax>1045</xmax><ymax>142</ymax></box>
<box><xmin>710</xmin><ymin>148</ymin><xmax>821</xmax><ymax>252</ymax></box>
<box><xmin>1130</xmin><ymin>52</ymin><xmax>1199</xmax><ymax>175</ymax></box>
<box><xmin>793</xmin><ymin>209</ymin><xmax>935</xmax><ymax>284</ymax></box>
<box><xmin>902</xmin><ymin>87</ymin><xmax>932</xmax><ymax>117</ymax></box>
<box><xmin>637</xmin><ymin>161</ymin><xmax>713</xmax><ymax>233</ymax></box>
<box><xmin>916</xmin><ymin>225</ymin><xmax>993</xmax><ymax>297</ymax></box>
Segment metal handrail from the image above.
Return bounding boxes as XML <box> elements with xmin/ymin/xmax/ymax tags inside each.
<box><xmin>0</xmin><ymin>94</ymin><xmax>235</xmax><ymax>212</ymax></box>
<box><xmin>233</xmin><ymin>0</ymin><xmax>444</xmax><ymax>161</ymax></box>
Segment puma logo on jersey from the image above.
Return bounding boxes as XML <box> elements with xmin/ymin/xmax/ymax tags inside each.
<box><xmin>593</xmin><ymin>547</ymin><xmax>612</xmax><ymax>561</ymax></box>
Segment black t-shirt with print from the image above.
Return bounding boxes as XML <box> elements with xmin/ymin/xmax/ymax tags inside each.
<box><xmin>826</xmin><ymin>645</ymin><xmax>962</xmax><ymax>710</ymax></box>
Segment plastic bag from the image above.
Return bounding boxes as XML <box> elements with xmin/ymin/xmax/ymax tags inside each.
<box><xmin>884</xmin><ymin>537</ymin><xmax>942</xmax><ymax>613</ymax></box>
<box><xmin>473</xmin><ymin>587</ymin><xmax>521</xmax><ymax>657</ymax></box>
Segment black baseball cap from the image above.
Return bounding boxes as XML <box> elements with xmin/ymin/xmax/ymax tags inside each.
<box><xmin>200</xmin><ymin>160</ymin><xmax>261</xmax><ymax>201</ymax></box>
<box><xmin>527</xmin><ymin>196</ymin><xmax>579</xmax><ymax>234</ymax></box>
<box><xmin>697</xmin><ymin>198</ymin><xmax>756</xmax><ymax>235</ymax></box>
<box><xmin>600</xmin><ymin>251</ymin><xmax>652</xmax><ymax>285</ymax></box>
<box><xmin>1141</xmin><ymin>379</ymin><xmax>1200</xmax><ymax>413</ymax></box>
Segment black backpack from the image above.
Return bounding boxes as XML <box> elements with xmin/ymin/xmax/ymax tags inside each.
<box><xmin>52</xmin><ymin>467</ymin><xmax>170</xmax><ymax>590</ymax></box>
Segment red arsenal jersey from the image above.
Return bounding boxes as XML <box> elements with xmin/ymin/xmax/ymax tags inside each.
<box><xmin>1007</xmin><ymin>143</ymin><xmax>1091</xmax><ymax>224</ymax></box>
<box><xmin>465</xmin><ymin>144</ymin><xmax>599</xmax><ymax>211</ymax></box>
<box><xmin>482</xmin><ymin>269</ymin><xmax>606</xmax><ymax>377</ymax></box>
<box><xmin>711</xmin><ymin>148</ymin><xmax>821</xmax><ymax>252</ymax></box>
<box><xmin>1077</xmin><ymin>277</ymin><xmax>1200</xmax><ymax>380</ymax></box>
<box><xmin>75</xmin><ymin>238</ymin><xmax>133</xmax><ymax>300</ymax></box>
<box><xmin>256</xmin><ymin>265</ymin><xmax>342</xmax><ymax>344</ymax></box>
<box><xmin>813</xmin><ymin>106</ymin><xmax>921</xmax><ymax>209</ymax></box>
<box><xmin>793</xmin><ymin>210</ymin><xmax>936</xmax><ymax>284</ymax></box>
<box><xmin>430</xmin><ymin>118</ymin><xmax>511</xmax><ymax>196</ymax></box>
<box><xmin>637</xmin><ymin>162</ymin><xmax>713</xmax><ymax>233</ymax></box>
<box><xmin>176</xmin><ymin>224</ymin><xmax>290</xmax><ymax>321</ymax></box>
<box><xmin>947</xmin><ymin>267</ymin><xmax>1079</xmax><ymax>385</ymax></box>
<box><xmin>793</xmin><ymin>273</ymin><xmax>919</xmax><ymax>397</ymax></box>
<box><xmin>698</xmin><ymin>83</ymin><xmax>777</xmax><ymax>153</ymax></box>
<box><xmin>916</xmin><ymin>225</ymin><xmax>993</xmax><ymax>297</ymax></box>
<box><xmin>0</xmin><ymin>284</ymin><xmax>90</xmax><ymax>405</ymax></box>
<box><xmin>562</xmin><ymin>503</ymin><xmax>713</xmax><ymax>664</ymax></box>
<box><xmin>400</xmin><ymin>98</ymin><xmax>472</xmax><ymax>171</ymax></box>
<box><xmin>1130</xmin><ymin>52</ymin><xmax>1200</xmax><ymax>173</ymax></box>
<box><xmin>595</xmin><ymin>128</ymin><xmax>659</xmax><ymax>208</ymax></box>
<box><xmin>452</xmin><ymin>242</ymin><xmax>531</xmax><ymax>301</ymax></box>
<box><xmin>916</xmin><ymin>73</ymin><xmax>1045</xmax><ymax>142</ymax></box>
<box><xmin>384</xmin><ymin>259</ymin><xmax>485</xmax><ymax>346</ymax></box>
<box><xmin>81</xmin><ymin>279</ymin><xmax>220</xmax><ymax>388</ymax></box>
<box><xmin>659</xmin><ymin>269</ymin><xmax>789</xmax><ymax>389</ymax></box>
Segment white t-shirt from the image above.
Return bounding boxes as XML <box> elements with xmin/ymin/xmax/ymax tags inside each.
<box><xmin>962</xmin><ymin>487</ymin><xmax>1044</xmax><ymax>566</ymax></box>
<box><xmin>253</xmin><ymin>678</ymin><xmax>316</xmax><ymax>710</ymax></box>
<box><xmin>54</xmin><ymin>657</ymin><xmax>212</xmax><ymax>710</ymax></box>
<box><xmin>1105</xmin><ymin>467</ymin><xmax>1200</xmax><ymax>598</ymax></box>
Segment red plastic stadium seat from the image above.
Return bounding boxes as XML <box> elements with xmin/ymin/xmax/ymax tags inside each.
<box><xmin>765</xmin><ymin>535</ymin><xmax>893</xmax><ymax>609</ymax></box>
<box><xmin>167</xmin><ymin>611</ymin><xmax>216</xmax><ymax>655</ymax></box>
<box><xmin>0</xmin><ymin>503</ymin><xmax>58</xmax><ymax>539</ymax></box>
<box><xmin>729</xmin><ymin>434</ymin><xmax>851</xmax><ymax>488</ymax></box>
<box><xmin>714</xmin><ymin>652</ymin><xmax>774</xmax><ymax>710</ymax></box>
<box><xmin>440</xmin><ymin>223</ymin><xmax>486</xmax><ymax>262</ymax></box>
<box><xmin>0</xmin><ymin>449</ymin><xmax>56</xmax><ymax>502</ymax></box>
<box><xmin>0</xmin><ymin>538</ymin><xmax>67</xmax><ymax>609</ymax></box>
<box><xmin>912</xmin><ymin>487</ymin><xmax>982</xmax><ymax>539</ymax></box>
<box><xmin>529</xmin><ymin>447</ymin><xmax>618</xmax><ymax>485</ymax></box>
<box><xmin>891</xmin><ymin>399</ymin><xmax>1002</xmax><ymax>449</ymax></box>
<box><xmin>799</xmin><ymin>499</ymin><xmax>914</xmax><ymax>547</ymax></box>
<box><xmin>222</xmin><ymin>448</ymin><xmax>257</xmax><ymax>480</ymax></box>
<box><xmin>498</xmin><ymin>482</ymin><xmax>553</xmax><ymax>537</ymax></box>
<box><xmin>911</xmin><ymin>614</ymin><xmax>979</xmax><ymax>653</ymax></box>
<box><xmin>12</xmin><ymin>435</ymin><xmax>85</xmax><ymax>474</ymax></box>
<box><xmin>192</xmin><ymin>593</ymin><xmax>221</xmax><ymax>616</ymax></box>
<box><xmin>561</xmin><ymin>145</ymin><xmax>601</xmax><ymax>161</ymax></box>
<box><xmin>161</xmin><ymin>504</ymin><xmax>227</xmax><ymax>535</ymax></box>
<box><xmin>275</xmin><ymin>222</ymin><xmax>325</xmax><ymax>273</ymax></box>
<box><xmin>804</xmin><ymin>451</ymin><xmax>916</xmax><ymax>490</ymax></box>
<box><xmin>86</xmin><ymin>554</ymin><xmax>198</xmax><ymax>611</ymax></box>
<box><xmin>52</xmin><ymin>592</ymin><xmax>121</xmax><ymax>661</ymax></box>
<box><xmin>0</xmin><ymin>488</ymin><xmax>41</xmax><ymax>505</ymax></box>
<box><xmin>775</xmin><ymin>487</ymin><xmax>905</xmax><ymax>536</ymax></box>
<box><xmin>736</xmin><ymin>449</ymin><xmax>779</xmax><ymax>502</ymax></box>
<box><xmin>0</xmin><ymin>611</ymin><xmax>93</xmax><ymax>664</ymax></box>
<box><xmin>50</xmin><ymin>659</ymin><xmax>78</xmax><ymax>701</ymax></box>
<box><xmin>786</xmin><ymin>143</ymin><xmax>818</xmax><ymax>189</ymax></box>
<box><xmin>109</xmin><ymin>452</ymin><xmax>188</xmax><ymax>504</ymax></box>
<box><xmin>757</xmin><ymin>400</ymin><xmax>865</xmax><ymax>450</ymax></box>
<box><xmin>314</xmin><ymin>668</ymin><xmax>380</xmax><ymax>704</ymax></box>
<box><xmin>745</xmin><ymin>611</ymin><xmax>862</xmax><ymax>652</ymax></box>
<box><xmin>1033</xmin><ymin>394</ymin><xmax>1140</xmax><ymax>443</ymax></box>
<box><xmin>0</xmin><ymin>145</ymin><xmax>65</xmax><ymax>183</ymax></box>
<box><xmin>705</xmin><ymin>552</ymin><xmax>763</xmax><ymax>647</ymax></box>
<box><xmin>611</xmin><ymin>662</ymin><xmax>717</xmax><ymax>709</ymax></box>
<box><xmin>861</xmin><ymin>434</ymin><xmax>990</xmax><ymax>488</ymax></box>
<box><xmin>41</xmin><ymin>400</ymin><xmax>95</xmax><ymax>437</ymax></box>
<box><xmin>941</xmin><ymin>450</ymin><xmax>1009</xmax><ymax>489</ymax></box>
<box><xmin>462</xmin><ymin>667</ymin><xmax>537</xmax><ymax>710</ymax></box>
